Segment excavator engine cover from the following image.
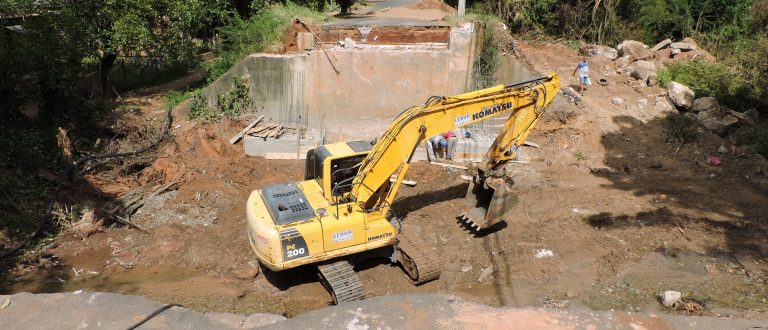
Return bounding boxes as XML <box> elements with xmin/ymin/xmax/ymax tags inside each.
<box><xmin>460</xmin><ymin>174</ymin><xmax>518</xmax><ymax>230</ymax></box>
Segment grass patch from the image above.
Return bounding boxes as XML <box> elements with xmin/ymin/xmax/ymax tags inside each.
<box><xmin>572</xmin><ymin>150</ymin><xmax>586</xmax><ymax>161</ymax></box>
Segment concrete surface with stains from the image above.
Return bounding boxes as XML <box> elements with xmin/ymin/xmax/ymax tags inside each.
<box><xmin>2</xmin><ymin>292</ymin><xmax>766</xmax><ymax>329</ymax></box>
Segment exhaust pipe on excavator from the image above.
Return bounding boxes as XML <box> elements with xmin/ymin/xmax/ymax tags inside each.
<box><xmin>460</xmin><ymin>169</ymin><xmax>517</xmax><ymax>230</ymax></box>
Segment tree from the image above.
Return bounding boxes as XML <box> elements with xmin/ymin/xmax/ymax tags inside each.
<box><xmin>54</xmin><ymin>0</ymin><xmax>232</xmax><ymax>95</ymax></box>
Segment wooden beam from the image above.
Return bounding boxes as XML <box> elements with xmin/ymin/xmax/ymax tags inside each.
<box><xmin>229</xmin><ymin>115</ymin><xmax>264</xmax><ymax>144</ymax></box>
<box><xmin>430</xmin><ymin>161</ymin><xmax>467</xmax><ymax>170</ymax></box>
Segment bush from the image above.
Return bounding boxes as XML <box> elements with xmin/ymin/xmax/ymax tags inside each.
<box><xmin>663</xmin><ymin>113</ymin><xmax>699</xmax><ymax>145</ymax></box>
<box><xmin>733</xmin><ymin>124</ymin><xmax>768</xmax><ymax>158</ymax></box>
<box><xmin>657</xmin><ymin>59</ymin><xmax>732</xmax><ymax>100</ymax></box>
<box><xmin>188</xmin><ymin>92</ymin><xmax>220</xmax><ymax>121</ymax></box>
<box><xmin>216</xmin><ymin>76</ymin><xmax>254</xmax><ymax>118</ymax></box>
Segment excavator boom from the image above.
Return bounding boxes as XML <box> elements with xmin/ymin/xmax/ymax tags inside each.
<box><xmin>351</xmin><ymin>74</ymin><xmax>561</xmax><ymax>229</ymax></box>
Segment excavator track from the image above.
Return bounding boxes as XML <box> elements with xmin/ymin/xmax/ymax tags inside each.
<box><xmin>317</xmin><ymin>260</ymin><xmax>365</xmax><ymax>305</ymax></box>
<box><xmin>396</xmin><ymin>233</ymin><xmax>441</xmax><ymax>284</ymax></box>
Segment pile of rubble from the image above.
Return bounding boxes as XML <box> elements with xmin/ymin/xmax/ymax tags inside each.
<box><xmin>582</xmin><ymin>38</ymin><xmax>741</xmax><ymax>135</ymax></box>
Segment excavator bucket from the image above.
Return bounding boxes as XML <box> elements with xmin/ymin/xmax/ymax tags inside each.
<box><xmin>460</xmin><ymin>176</ymin><xmax>518</xmax><ymax>230</ymax></box>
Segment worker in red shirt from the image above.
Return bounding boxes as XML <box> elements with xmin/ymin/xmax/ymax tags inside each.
<box><xmin>442</xmin><ymin>131</ymin><xmax>458</xmax><ymax>160</ymax></box>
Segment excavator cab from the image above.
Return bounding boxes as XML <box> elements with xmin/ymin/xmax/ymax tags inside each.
<box><xmin>304</xmin><ymin>140</ymin><xmax>374</xmax><ymax>202</ymax></box>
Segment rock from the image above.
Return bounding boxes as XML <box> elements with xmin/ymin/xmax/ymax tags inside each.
<box><xmin>566</xmin><ymin>291</ymin><xmax>577</xmax><ymax>299</ymax></box>
<box><xmin>615</xmin><ymin>55</ymin><xmax>631</xmax><ymax>69</ymax></box>
<box><xmin>611</xmin><ymin>97</ymin><xmax>624</xmax><ymax>105</ymax></box>
<box><xmin>231</xmin><ymin>264</ymin><xmax>260</xmax><ymax>280</ymax></box>
<box><xmin>648</xmin><ymin>71</ymin><xmax>658</xmax><ymax>87</ymax></box>
<box><xmin>659</xmin><ymin>290</ymin><xmax>682</xmax><ymax>308</ymax></box>
<box><xmin>667</xmin><ymin>82</ymin><xmax>695</xmax><ymax>109</ymax></box>
<box><xmin>650</xmin><ymin>38</ymin><xmax>672</xmax><ymax>51</ymax></box>
<box><xmin>696</xmin><ymin>110</ymin><xmax>739</xmax><ymax>135</ymax></box>
<box><xmin>562</xmin><ymin>87</ymin><xmax>582</xmax><ymax>103</ymax></box>
<box><xmin>343</xmin><ymin>37</ymin><xmax>357</xmax><ymax>48</ymax></box>
<box><xmin>670</xmin><ymin>42</ymin><xmax>696</xmax><ymax>51</ymax></box>
<box><xmin>629</xmin><ymin>60</ymin><xmax>656</xmax><ymax>83</ymax></box>
<box><xmin>460</xmin><ymin>264</ymin><xmax>473</xmax><ymax>272</ymax></box>
<box><xmin>690</xmin><ymin>97</ymin><xmax>720</xmax><ymax>113</ymax></box>
<box><xmin>638</xmin><ymin>98</ymin><xmax>648</xmax><ymax>109</ymax></box>
<box><xmin>655</xmin><ymin>96</ymin><xmax>677</xmax><ymax>113</ymax></box>
<box><xmin>617</xmin><ymin>40</ymin><xmax>648</xmax><ymax>57</ymax></box>
<box><xmin>718</xmin><ymin>145</ymin><xmax>728</xmax><ymax>154</ymax></box>
<box><xmin>671</xmin><ymin>49</ymin><xmax>682</xmax><ymax>56</ymax></box>
<box><xmin>580</xmin><ymin>45</ymin><xmax>618</xmax><ymax>60</ymax></box>
<box><xmin>478</xmin><ymin>265</ymin><xmax>494</xmax><ymax>283</ymax></box>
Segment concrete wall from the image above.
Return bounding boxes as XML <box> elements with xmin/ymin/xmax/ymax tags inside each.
<box><xmin>201</xmin><ymin>22</ymin><xmax>533</xmax><ymax>159</ymax></box>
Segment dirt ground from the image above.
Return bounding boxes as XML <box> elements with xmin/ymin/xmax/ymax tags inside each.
<box><xmin>3</xmin><ymin>39</ymin><xmax>768</xmax><ymax>320</ymax></box>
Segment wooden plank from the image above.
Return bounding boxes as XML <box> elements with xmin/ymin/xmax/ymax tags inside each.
<box><xmin>430</xmin><ymin>161</ymin><xmax>467</xmax><ymax>170</ymax></box>
<box><xmin>390</xmin><ymin>175</ymin><xmax>417</xmax><ymax>186</ymax></box>
<box><xmin>523</xmin><ymin>141</ymin><xmax>540</xmax><ymax>148</ymax></box>
<box><xmin>229</xmin><ymin>115</ymin><xmax>264</xmax><ymax>144</ymax></box>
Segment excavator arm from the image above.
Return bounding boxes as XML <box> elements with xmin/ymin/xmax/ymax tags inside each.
<box><xmin>350</xmin><ymin>74</ymin><xmax>561</xmax><ymax>228</ymax></box>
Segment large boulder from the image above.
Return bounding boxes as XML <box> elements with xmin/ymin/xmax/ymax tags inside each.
<box><xmin>667</xmin><ymin>82</ymin><xmax>695</xmax><ymax>109</ymax></box>
<box><xmin>655</xmin><ymin>95</ymin><xmax>677</xmax><ymax>113</ymax></box>
<box><xmin>580</xmin><ymin>45</ymin><xmax>618</xmax><ymax>60</ymax></box>
<box><xmin>696</xmin><ymin>110</ymin><xmax>739</xmax><ymax>135</ymax></box>
<box><xmin>615</xmin><ymin>55</ymin><xmax>632</xmax><ymax>69</ymax></box>
<box><xmin>617</xmin><ymin>40</ymin><xmax>653</xmax><ymax>60</ymax></box>
<box><xmin>629</xmin><ymin>60</ymin><xmax>656</xmax><ymax>84</ymax></box>
<box><xmin>690</xmin><ymin>97</ymin><xmax>720</xmax><ymax>113</ymax></box>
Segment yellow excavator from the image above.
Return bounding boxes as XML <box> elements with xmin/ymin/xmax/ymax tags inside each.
<box><xmin>246</xmin><ymin>74</ymin><xmax>561</xmax><ymax>303</ymax></box>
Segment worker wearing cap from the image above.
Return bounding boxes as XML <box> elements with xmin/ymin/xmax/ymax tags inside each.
<box><xmin>442</xmin><ymin>131</ymin><xmax>458</xmax><ymax>160</ymax></box>
<box><xmin>426</xmin><ymin>134</ymin><xmax>444</xmax><ymax>161</ymax></box>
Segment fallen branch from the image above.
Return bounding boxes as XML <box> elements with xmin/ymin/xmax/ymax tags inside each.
<box><xmin>100</xmin><ymin>208</ymin><xmax>149</xmax><ymax>234</ymax></box>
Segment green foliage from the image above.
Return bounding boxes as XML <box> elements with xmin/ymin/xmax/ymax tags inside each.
<box><xmin>472</xmin><ymin>23</ymin><xmax>500</xmax><ymax>89</ymax></box>
<box><xmin>733</xmin><ymin>124</ymin><xmax>768</xmax><ymax>158</ymax></box>
<box><xmin>572</xmin><ymin>150</ymin><xmax>587</xmax><ymax>161</ymax></box>
<box><xmin>656</xmin><ymin>59</ymin><xmax>732</xmax><ymax>100</ymax></box>
<box><xmin>203</xmin><ymin>3</ymin><xmax>329</xmax><ymax>83</ymax></box>
<box><xmin>663</xmin><ymin>113</ymin><xmax>699</xmax><ymax>144</ymax></box>
<box><xmin>165</xmin><ymin>89</ymin><xmax>200</xmax><ymax>111</ymax></box>
<box><xmin>216</xmin><ymin>76</ymin><xmax>254</xmax><ymax>118</ymax></box>
<box><xmin>188</xmin><ymin>92</ymin><xmax>220</xmax><ymax>121</ymax></box>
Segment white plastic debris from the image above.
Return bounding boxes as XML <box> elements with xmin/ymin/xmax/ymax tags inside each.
<box><xmin>535</xmin><ymin>249</ymin><xmax>554</xmax><ymax>258</ymax></box>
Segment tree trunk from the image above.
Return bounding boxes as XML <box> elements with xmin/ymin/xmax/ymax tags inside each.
<box><xmin>99</xmin><ymin>52</ymin><xmax>117</xmax><ymax>96</ymax></box>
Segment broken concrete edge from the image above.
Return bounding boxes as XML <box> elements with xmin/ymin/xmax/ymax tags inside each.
<box><xmin>5</xmin><ymin>292</ymin><xmax>767</xmax><ymax>329</ymax></box>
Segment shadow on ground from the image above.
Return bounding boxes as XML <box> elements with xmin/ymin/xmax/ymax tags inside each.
<box><xmin>589</xmin><ymin>115</ymin><xmax>768</xmax><ymax>257</ymax></box>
